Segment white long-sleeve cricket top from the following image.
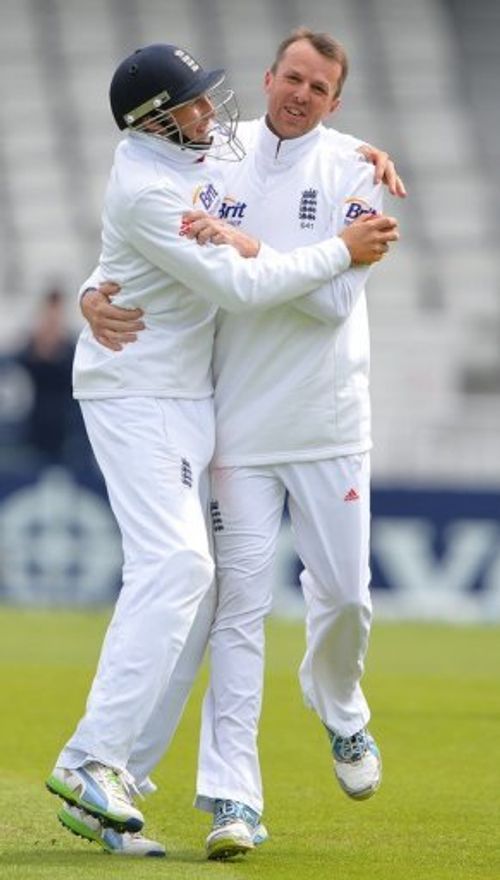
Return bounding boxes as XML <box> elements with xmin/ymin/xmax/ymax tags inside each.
<box><xmin>72</xmin><ymin>131</ymin><xmax>352</xmax><ymax>400</ymax></box>
<box><xmin>212</xmin><ymin>118</ymin><xmax>383</xmax><ymax>465</ymax></box>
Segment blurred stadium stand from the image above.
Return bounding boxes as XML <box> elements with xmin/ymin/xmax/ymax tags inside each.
<box><xmin>1</xmin><ymin>0</ymin><xmax>499</xmax><ymax>487</ymax></box>
<box><xmin>0</xmin><ymin>1</ymin><xmax>499</xmax><ymax>614</ymax></box>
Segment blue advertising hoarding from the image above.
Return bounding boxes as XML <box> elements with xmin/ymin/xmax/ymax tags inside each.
<box><xmin>0</xmin><ymin>466</ymin><xmax>499</xmax><ymax>620</ymax></box>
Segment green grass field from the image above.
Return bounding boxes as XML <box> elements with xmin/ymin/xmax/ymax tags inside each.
<box><xmin>0</xmin><ymin>609</ymin><xmax>498</xmax><ymax>880</ymax></box>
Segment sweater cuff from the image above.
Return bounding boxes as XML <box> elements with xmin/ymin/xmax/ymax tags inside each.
<box><xmin>335</xmin><ymin>236</ymin><xmax>351</xmax><ymax>270</ymax></box>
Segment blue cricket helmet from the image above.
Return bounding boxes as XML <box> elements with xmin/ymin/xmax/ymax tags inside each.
<box><xmin>110</xmin><ymin>43</ymin><xmax>225</xmax><ymax>130</ymax></box>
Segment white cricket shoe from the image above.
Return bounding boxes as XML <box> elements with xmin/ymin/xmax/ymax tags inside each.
<box><xmin>206</xmin><ymin>799</ymin><xmax>262</xmax><ymax>860</ymax></box>
<box><xmin>330</xmin><ymin>728</ymin><xmax>382</xmax><ymax>800</ymax></box>
<box><xmin>46</xmin><ymin>762</ymin><xmax>144</xmax><ymax>831</ymax></box>
<box><xmin>58</xmin><ymin>804</ymin><xmax>166</xmax><ymax>856</ymax></box>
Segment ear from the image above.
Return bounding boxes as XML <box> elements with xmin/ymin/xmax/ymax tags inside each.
<box><xmin>329</xmin><ymin>97</ymin><xmax>341</xmax><ymax>116</ymax></box>
<box><xmin>264</xmin><ymin>69</ymin><xmax>273</xmax><ymax>93</ymax></box>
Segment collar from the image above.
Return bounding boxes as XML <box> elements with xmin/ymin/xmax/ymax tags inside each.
<box><xmin>254</xmin><ymin>116</ymin><xmax>322</xmax><ymax>166</ymax></box>
<box><xmin>127</xmin><ymin>130</ymin><xmax>208</xmax><ymax>168</ymax></box>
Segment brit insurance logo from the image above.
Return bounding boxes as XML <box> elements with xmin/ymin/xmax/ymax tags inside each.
<box><xmin>218</xmin><ymin>196</ymin><xmax>247</xmax><ymax>225</ymax></box>
<box><xmin>299</xmin><ymin>188</ymin><xmax>318</xmax><ymax>229</ymax></box>
<box><xmin>343</xmin><ymin>197</ymin><xmax>377</xmax><ymax>224</ymax></box>
<box><xmin>193</xmin><ymin>182</ymin><xmax>220</xmax><ymax>212</ymax></box>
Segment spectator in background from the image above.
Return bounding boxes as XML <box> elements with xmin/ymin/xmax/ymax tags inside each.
<box><xmin>14</xmin><ymin>287</ymin><xmax>88</xmax><ymax>467</ymax></box>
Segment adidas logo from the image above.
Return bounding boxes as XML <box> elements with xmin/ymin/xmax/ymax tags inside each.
<box><xmin>210</xmin><ymin>500</ymin><xmax>224</xmax><ymax>532</ymax></box>
<box><xmin>181</xmin><ymin>457</ymin><xmax>193</xmax><ymax>488</ymax></box>
<box><xmin>344</xmin><ymin>488</ymin><xmax>360</xmax><ymax>502</ymax></box>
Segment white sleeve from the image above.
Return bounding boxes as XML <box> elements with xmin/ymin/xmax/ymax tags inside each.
<box><xmin>291</xmin><ymin>265</ymin><xmax>372</xmax><ymax>326</ymax></box>
<box><xmin>78</xmin><ymin>264</ymin><xmax>105</xmax><ymax>302</ymax></box>
<box><xmin>290</xmin><ymin>161</ymin><xmax>384</xmax><ymax>326</ymax></box>
<box><xmin>128</xmin><ymin>185</ymin><xmax>351</xmax><ymax>313</ymax></box>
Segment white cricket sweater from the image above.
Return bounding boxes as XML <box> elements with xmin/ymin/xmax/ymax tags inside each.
<box><xmin>212</xmin><ymin>118</ymin><xmax>383</xmax><ymax>466</ymax></box>
<box><xmin>73</xmin><ymin>132</ymin><xmax>351</xmax><ymax>400</ymax></box>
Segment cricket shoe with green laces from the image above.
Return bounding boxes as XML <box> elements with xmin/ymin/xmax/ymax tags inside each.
<box><xmin>206</xmin><ymin>799</ymin><xmax>263</xmax><ymax>860</ymax></box>
<box><xmin>46</xmin><ymin>762</ymin><xmax>144</xmax><ymax>832</ymax></box>
<box><xmin>328</xmin><ymin>727</ymin><xmax>381</xmax><ymax>800</ymax></box>
<box><xmin>58</xmin><ymin>805</ymin><xmax>166</xmax><ymax>856</ymax></box>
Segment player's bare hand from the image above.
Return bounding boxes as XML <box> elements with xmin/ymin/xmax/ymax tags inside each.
<box><xmin>357</xmin><ymin>145</ymin><xmax>407</xmax><ymax>198</ymax></box>
<box><xmin>340</xmin><ymin>213</ymin><xmax>399</xmax><ymax>265</ymax></box>
<box><xmin>97</xmin><ymin>281</ymin><xmax>121</xmax><ymax>300</ymax></box>
<box><xmin>81</xmin><ymin>285</ymin><xmax>144</xmax><ymax>351</ymax></box>
<box><xmin>181</xmin><ymin>211</ymin><xmax>260</xmax><ymax>258</ymax></box>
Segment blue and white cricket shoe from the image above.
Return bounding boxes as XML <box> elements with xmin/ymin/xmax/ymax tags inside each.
<box><xmin>58</xmin><ymin>804</ymin><xmax>166</xmax><ymax>856</ymax></box>
<box><xmin>46</xmin><ymin>762</ymin><xmax>144</xmax><ymax>832</ymax></box>
<box><xmin>206</xmin><ymin>799</ymin><xmax>266</xmax><ymax>860</ymax></box>
<box><xmin>253</xmin><ymin>821</ymin><xmax>269</xmax><ymax>846</ymax></box>
<box><xmin>328</xmin><ymin>727</ymin><xmax>382</xmax><ymax>800</ymax></box>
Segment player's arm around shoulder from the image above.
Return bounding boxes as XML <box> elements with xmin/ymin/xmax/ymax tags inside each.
<box><xmin>127</xmin><ymin>184</ymin><xmax>352</xmax><ymax>313</ymax></box>
<box><xmin>126</xmin><ymin>183</ymin><xmax>263</xmax><ymax>294</ymax></box>
<box><xmin>322</xmin><ymin>126</ymin><xmax>407</xmax><ymax>197</ymax></box>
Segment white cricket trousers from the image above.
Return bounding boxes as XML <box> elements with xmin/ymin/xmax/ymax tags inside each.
<box><xmin>58</xmin><ymin>396</ymin><xmax>215</xmax><ymax>773</ymax></box>
<box><xmin>196</xmin><ymin>453</ymin><xmax>372</xmax><ymax>815</ymax></box>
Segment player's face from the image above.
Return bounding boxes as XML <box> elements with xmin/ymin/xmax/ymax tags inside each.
<box><xmin>170</xmin><ymin>93</ymin><xmax>215</xmax><ymax>143</ymax></box>
<box><xmin>264</xmin><ymin>39</ymin><xmax>342</xmax><ymax>140</ymax></box>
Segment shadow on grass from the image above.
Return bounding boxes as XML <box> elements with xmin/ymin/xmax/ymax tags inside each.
<box><xmin>0</xmin><ymin>849</ymin><xmax>213</xmax><ymax>867</ymax></box>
